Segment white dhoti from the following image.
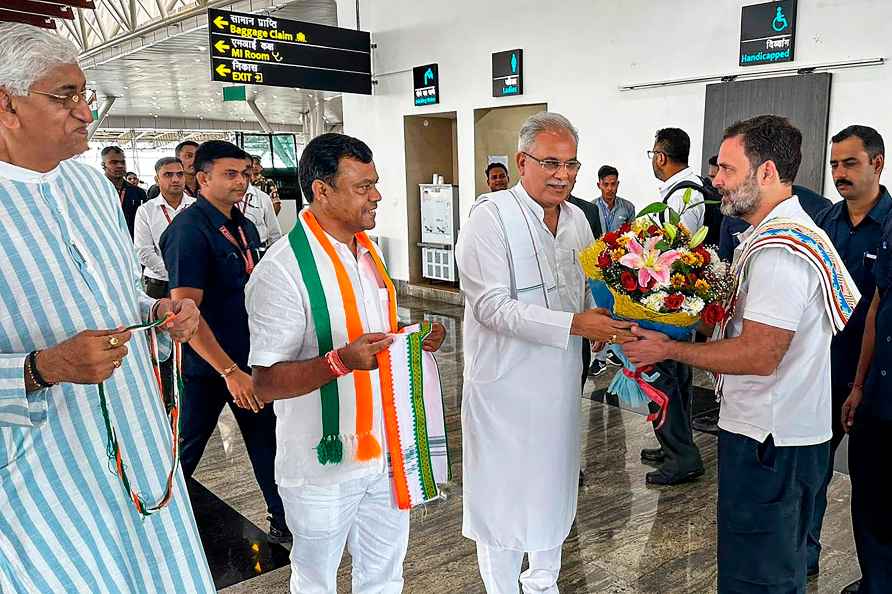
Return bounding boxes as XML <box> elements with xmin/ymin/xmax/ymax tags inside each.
<box><xmin>279</xmin><ymin>472</ymin><xmax>410</xmax><ymax>594</ymax></box>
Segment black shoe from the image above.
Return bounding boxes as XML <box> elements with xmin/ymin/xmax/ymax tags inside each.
<box><xmin>692</xmin><ymin>413</ymin><xmax>720</xmax><ymax>435</ymax></box>
<box><xmin>841</xmin><ymin>579</ymin><xmax>861</xmax><ymax>593</ymax></box>
<box><xmin>645</xmin><ymin>468</ymin><xmax>704</xmax><ymax>486</ymax></box>
<box><xmin>605</xmin><ymin>351</ymin><xmax>623</xmax><ymax>366</ymax></box>
<box><xmin>267</xmin><ymin>516</ymin><xmax>292</xmax><ymax>544</ymax></box>
<box><xmin>807</xmin><ymin>564</ymin><xmax>819</xmax><ymax>579</ymax></box>
<box><xmin>640</xmin><ymin>447</ymin><xmax>665</xmax><ymax>463</ymax></box>
<box><xmin>578</xmin><ymin>469</ymin><xmax>585</xmax><ymax>487</ymax></box>
<box><xmin>589</xmin><ymin>360</ymin><xmax>608</xmax><ymax>376</ymax></box>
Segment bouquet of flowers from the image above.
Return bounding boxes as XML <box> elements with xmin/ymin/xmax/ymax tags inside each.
<box><xmin>578</xmin><ymin>191</ymin><xmax>735</xmax><ymax>426</ymax></box>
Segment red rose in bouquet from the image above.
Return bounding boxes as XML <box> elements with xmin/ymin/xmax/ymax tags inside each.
<box><xmin>597</xmin><ymin>252</ymin><xmax>612</xmax><ymax>269</ymax></box>
<box><xmin>603</xmin><ymin>232</ymin><xmax>620</xmax><ymax>247</ymax></box>
<box><xmin>620</xmin><ymin>271</ymin><xmax>638</xmax><ymax>292</ymax></box>
<box><xmin>663</xmin><ymin>293</ymin><xmax>685</xmax><ymax>311</ymax></box>
<box><xmin>694</xmin><ymin>246</ymin><xmax>711</xmax><ymax>265</ymax></box>
<box><xmin>702</xmin><ymin>303</ymin><xmax>726</xmax><ymax>325</ymax></box>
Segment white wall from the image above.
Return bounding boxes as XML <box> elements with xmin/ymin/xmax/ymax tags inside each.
<box><xmin>338</xmin><ymin>0</ymin><xmax>892</xmax><ymax>281</ymax></box>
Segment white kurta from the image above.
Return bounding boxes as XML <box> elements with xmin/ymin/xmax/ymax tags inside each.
<box><xmin>456</xmin><ymin>183</ymin><xmax>594</xmax><ymax>551</ymax></box>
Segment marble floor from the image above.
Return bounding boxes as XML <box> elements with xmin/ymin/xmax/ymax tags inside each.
<box><xmin>187</xmin><ymin>296</ymin><xmax>861</xmax><ymax>593</ymax></box>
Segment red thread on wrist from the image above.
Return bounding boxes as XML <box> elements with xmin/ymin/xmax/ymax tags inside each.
<box><xmin>325</xmin><ymin>350</ymin><xmax>350</xmax><ymax>377</ymax></box>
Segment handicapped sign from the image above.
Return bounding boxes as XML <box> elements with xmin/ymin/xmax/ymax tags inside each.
<box><xmin>772</xmin><ymin>6</ymin><xmax>789</xmax><ymax>32</ymax></box>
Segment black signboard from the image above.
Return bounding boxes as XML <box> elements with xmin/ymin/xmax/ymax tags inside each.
<box><xmin>492</xmin><ymin>49</ymin><xmax>523</xmax><ymax>97</ymax></box>
<box><xmin>739</xmin><ymin>0</ymin><xmax>797</xmax><ymax>67</ymax></box>
<box><xmin>413</xmin><ymin>64</ymin><xmax>439</xmax><ymax>106</ymax></box>
<box><xmin>208</xmin><ymin>8</ymin><xmax>371</xmax><ymax>94</ymax></box>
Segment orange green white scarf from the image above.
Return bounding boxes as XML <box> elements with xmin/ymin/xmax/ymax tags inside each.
<box><xmin>288</xmin><ymin>211</ymin><xmax>449</xmax><ymax>507</ymax></box>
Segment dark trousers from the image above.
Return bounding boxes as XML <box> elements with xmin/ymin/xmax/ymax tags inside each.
<box><xmin>180</xmin><ymin>374</ymin><xmax>285</xmax><ymax>521</ymax></box>
<box><xmin>717</xmin><ymin>430</ymin><xmax>828</xmax><ymax>594</ymax></box>
<box><xmin>806</xmin><ymin>384</ymin><xmax>849</xmax><ymax>569</ymax></box>
<box><xmin>849</xmin><ymin>415</ymin><xmax>892</xmax><ymax>593</ymax></box>
<box><xmin>581</xmin><ymin>339</ymin><xmax>591</xmax><ymax>392</ymax></box>
<box><xmin>648</xmin><ymin>361</ymin><xmax>703</xmax><ymax>475</ymax></box>
<box><xmin>143</xmin><ymin>276</ymin><xmax>169</xmax><ymax>299</ymax></box>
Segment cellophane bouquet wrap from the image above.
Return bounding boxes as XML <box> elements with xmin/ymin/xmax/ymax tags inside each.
<box><xmin>578</xmin><ymin>195</ymin><xmax>735</xmax><ymax>426</ymax></box>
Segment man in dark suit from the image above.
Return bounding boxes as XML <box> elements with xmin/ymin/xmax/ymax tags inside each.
<box><xmin>101</xmin><ymin>145</ymin><xmax>147</xmax><ymax>238</ymax></box>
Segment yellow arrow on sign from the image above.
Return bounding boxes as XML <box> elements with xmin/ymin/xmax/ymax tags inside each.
<box><xmin>213</xmin><ymin>15</ymin><xmax>228</xmax><ymax>29</ymax></box>
<box><xmin>215</xmin><ymin>64</ymin><xmax>231</xmax><ymax>78</ymax></box>
<box><xmin>214</xmin><ymin>39</ymin><xmax>230</xmax><ymax>53</ymax></box>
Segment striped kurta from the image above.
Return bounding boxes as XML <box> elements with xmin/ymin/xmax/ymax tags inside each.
<box><xmin>0</xmin><ymin>159</ymin><xmax>214</xmax><ymax>593</ymax></box>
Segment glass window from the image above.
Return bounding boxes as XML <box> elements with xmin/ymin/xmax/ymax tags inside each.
<box><xmin>241</xmin><ymin>134</ymin><xmax>273</xmax><ymax>168</ymax></box>
<box><xmin>271</xmin><ymin>134</ymin><xmax>297</xmax><ymax>169</ymax></box>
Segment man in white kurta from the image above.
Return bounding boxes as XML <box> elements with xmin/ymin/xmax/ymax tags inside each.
<box><xmin>457</xmin><ymin>112</ymin><xmax>634</xmax><ymax>593</ymax></box>
<box><xmin>0</xmin><ymin>25</ymin><xmax>211</xmax><ymax>593</ymax></box>
<box><xmin>246</xmin><ymin>133</ymin><xmax>445</xmax><ymax>593</ymax></box>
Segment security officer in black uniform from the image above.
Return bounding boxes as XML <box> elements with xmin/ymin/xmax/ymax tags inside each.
<box><xmin>840</xmin><ymin>182</ymin><xmax>892</xmax><ymax>593</ymax></box>
<box><xmin>160</xmin><ymin>140</ymin><xmax>289</xmax><ymax>543</ymax></box>
<box><xmin>809</xmin><ymin>126</ymin><xmax>891</xmax><ymax>578</ymax></box>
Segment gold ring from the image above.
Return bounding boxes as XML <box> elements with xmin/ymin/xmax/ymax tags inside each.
<box><xmin>113</xmin><ymin>359</ymin><xmax>122</xmax><ymax>368</ymax></box>
<box><xmin>108</xmin><ymin>336</ymin><xmax>120</xmax><ymax>348</ymax></box>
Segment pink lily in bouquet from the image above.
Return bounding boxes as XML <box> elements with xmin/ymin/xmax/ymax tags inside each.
<box><xmin>619</xmin><ymin>236</ymin><xmax>681</xmax><ymax>288</ymax></box>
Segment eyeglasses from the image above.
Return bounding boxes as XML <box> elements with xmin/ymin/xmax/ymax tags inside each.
<box><xmin>646</xmin><ymin>150</ymin><xmax>667</xmax><ymax>160</ymax></box>
<box><xmin>29</xmin><ymin>88</ymin><xmax>97</xmax><ymax>110</ymax></box>
<box><xmin>521</xmin><ymin>152</ymin><xmax>582</xmax><ymax>174</ymax></box>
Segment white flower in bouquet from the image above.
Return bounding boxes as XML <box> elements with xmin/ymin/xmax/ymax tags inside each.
<box><xmin>642</xmin><ymin>291</ymin><xmax>669</xmax><ymax>313</ymax></box>
<box><xmin>707</xmin><ymin>259</ymin><xmax>730</xmax><ymax>278</ymax></box>
<box><xmin>682</xmin><ymin>295</ymin><xmax>705</xmax><ymax>316</ymax></box>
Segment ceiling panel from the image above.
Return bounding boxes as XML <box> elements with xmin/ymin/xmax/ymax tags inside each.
<box><xmin>77</xmin><ymin>0</ymin><xmax>345</xmax><ymax>130</ymax></box>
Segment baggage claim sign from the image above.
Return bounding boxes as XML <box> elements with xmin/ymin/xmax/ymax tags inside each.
<box><xmin>207</xmin><ymin>8</ymin><xmax>372</xmax><ymax>94</ymax></box>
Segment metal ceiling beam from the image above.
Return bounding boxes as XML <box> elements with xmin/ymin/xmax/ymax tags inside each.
<box><xmin>99</xmin><ymin>114</ymin><xmax>301</xmax><ymax>133</ymax></box>
<box><xmin>99</xmin><ymin>0</ymin><xmax>130</xmax><ymax>33</ymax></box>
<box><xmin>78</xmin><ymin>0</ymin><xmax>281</xmax><ymax>64</ymax></box>
<box><xmin>247</xmin><ymin>98</ymin><xmax>273</xmax><ymax>134</ymax></box>
<box><xmin>60</xmin><ymin>17</ymin><xmax>83</xmax><ymax>44</ymax></box>
<box><xmin>87</xmin><ymin>95</ymin><xmax>117</xmax><ymax>139</ymax></box>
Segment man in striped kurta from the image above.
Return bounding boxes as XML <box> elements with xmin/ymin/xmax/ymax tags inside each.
<box><xmin>0</xmin><ymin>25</ymin><xmax>214</xmax><ymax>593</ymax></box>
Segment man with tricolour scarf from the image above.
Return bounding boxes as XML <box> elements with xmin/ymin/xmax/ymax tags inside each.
<box><xmin>246</xmin><ymin>133</ymin><xmax>446</xmax><ymax>593</ymax></box>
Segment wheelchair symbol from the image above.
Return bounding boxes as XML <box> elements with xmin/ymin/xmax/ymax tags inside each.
<box><xmin>772</xmin><ymin>6</ymin><xmax>789</xmax><ymax>32</ymax></box>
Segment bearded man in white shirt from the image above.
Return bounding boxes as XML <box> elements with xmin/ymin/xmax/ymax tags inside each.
<box><xmin>456</xmin><ymin>111</ymin><xmax>634</xmax><ymax>594</ymax></box>
<box><xmin>626</xmin><ymin>115</ymin><xmax>859</xmax><ymax>593</ymax></box>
